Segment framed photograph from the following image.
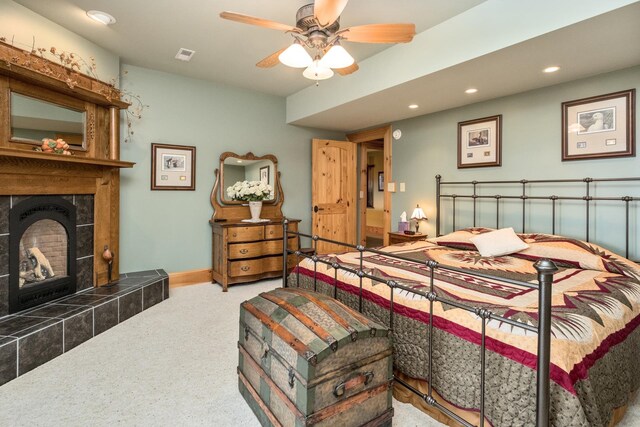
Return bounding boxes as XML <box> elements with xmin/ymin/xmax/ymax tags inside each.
<box><xmin>562</xmin><ymin>89</ymin><xmax>635</xmax><ymax>161</ymax></box>
<box><xmin>458</xmin><ymin>115</ymin><xmax>502</xmax><ymax>168</ymax></box>
<box><xmin>260</xmin><ymin>166</ymin><xmax>270</xmax><ymax>184</ymax></box>
<box><xmin>151</xmin><ymin>143</ymin><xmax>196</xmax><ymax>190</ymax></box>
<box><xmin>378</xmin><ymin>171</ymin><xmax>384</xmax><ymax>191</ymax></box>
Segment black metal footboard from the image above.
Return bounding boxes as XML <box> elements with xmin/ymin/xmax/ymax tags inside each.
<box><xmin>436</xmin><ymin>175</ymin><xmax>640</xmax><ymax>261</ymax></box>
<box><xmin>281</xmin><ymin>221</ymin><xmax>557</xmax><ymax>427</ymax></box>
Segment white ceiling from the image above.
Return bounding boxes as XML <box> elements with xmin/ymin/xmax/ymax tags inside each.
<box><xmin>13</xmin><ymin>0</ymin><xmax>640</xmax><ymax>132</ymax></box>
<box><xmin>14</xmin><ymin>0</ymin><xmax>486</xmax><ymax>97</ymax></box>
<box><xmin>291</xmin><ymin>4</ymin><xmax>640</xmax><ymax>130</ymax></box>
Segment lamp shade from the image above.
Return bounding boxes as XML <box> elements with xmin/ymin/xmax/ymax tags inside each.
<box><xmin>319</xmin><ymin>42</ymin><xmax>354</xmax><ymax>69</ymax></box>
<box><xmin>411</xmin><ymin>205</ymin><xmax>427</xmax><ymax>220</ymax></box>
<box><xmin>278</xmin><ymin>41</ymin><xmax>312</xmax><ymax>68</ymax></box>
<box><xmin>303</xmin><ymin>58</ymin><xmax>334</xmax><ymax>80</ymax></box>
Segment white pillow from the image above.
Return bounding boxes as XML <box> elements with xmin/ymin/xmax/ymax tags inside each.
<box><xmin>469</xmin><ymin>227</ymin><xmax>529</xmax><ymax>257</ymax></box>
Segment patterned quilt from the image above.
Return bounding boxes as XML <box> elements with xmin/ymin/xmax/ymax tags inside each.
<box><xmin>287</xmin><ymin>228</ymin><xmax>640</xmax><ymax>426</ymax></box>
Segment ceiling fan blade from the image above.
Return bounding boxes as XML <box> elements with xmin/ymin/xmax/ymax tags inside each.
<box><xmin>256</xmin><ymin>48</ymin><xmax>287</xmax><ymax>68</ymax></box>
<box><xmin>220</xmin><ymin>11</ymin><xmax>300</xmax><ymax>33</ymax></box>
<box><xmin>341</xmin><ymin>24</ymin><xmax>416</xmax><ymax>43</ymax></box>
<box><xmin>314</xmin><ymin>0</ymin><xmax>349</xmax><ymax>27</ymax></box>
<box><xmin>335</xmin><ymin>62</ymin><xmax>359</xmax><ymax>76</ymax></box>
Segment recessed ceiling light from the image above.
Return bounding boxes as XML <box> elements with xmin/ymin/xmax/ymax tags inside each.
<box><xmin>465</xmin><ymin>88</ymin><xmax>478</xmax><ymax>94</ymax></box>
<box><xmin>236</xmin><ymin>160</ymin><xmax>243</xmax><ymax>163</ymax></box>
<box><xmin>543</xmin><ymin>66</ymin><xmax>560</xmax><ymax>73</ymax></box>
<box><xmin>408</xmin><ymin>104</ymin><xmax>419</xmax><ymax>109</ymax></box>
<box><xmin>87</xmin><ymin>10</ymin><xmax>116</xmax><ymax>25</ymax></box>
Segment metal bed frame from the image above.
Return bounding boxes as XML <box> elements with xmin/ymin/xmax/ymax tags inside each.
<box><xmin>436</xmin><ymin>175</ymin><xmax>640</xmax><ymax>260</ymax></box>
<box><xmin>280</xmin><ymin>175</ymin><xmax>639</xmax><ymax>427</ymax></box>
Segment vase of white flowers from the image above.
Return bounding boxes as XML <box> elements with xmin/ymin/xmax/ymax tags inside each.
<box><xmin>226</xmin><ymin>180</ymin><xmax>273</xmax><ymax>221</ymax></box>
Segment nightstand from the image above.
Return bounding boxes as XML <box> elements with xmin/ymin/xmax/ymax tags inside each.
<box><xmin>388</xmin><ymin>231</ymin><xmax>427</xmax><ymax>245</ymax></box>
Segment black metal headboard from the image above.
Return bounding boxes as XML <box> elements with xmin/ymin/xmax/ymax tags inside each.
<box><xmin>436</xmin><ymin>175</ymin><xmax>640</xmax><ymax>261</ymax></box>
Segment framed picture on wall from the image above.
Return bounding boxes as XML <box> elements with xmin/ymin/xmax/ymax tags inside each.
<box><xmin>260</xmin><ymin>166</ymin><xmax>270</xmax><ymax>184</ymax></box>
<box><xmin>561</xmin><ymin>89</ymin><xmax>635</xmax><ymax>161</ymax></box>
<box><xmin>378</xmin><ymin>172</ymin><xmax>384</xmax><ymax>191</ymax></box>
<box><xmin>151</xmin><ymin>143</ymin><xmax>196</xmax><ymax>190</ymax></box>
<box><xmin>457</xmin><ymin>115</ymin><xmax>502</xmax><ymax>168</ymax></box>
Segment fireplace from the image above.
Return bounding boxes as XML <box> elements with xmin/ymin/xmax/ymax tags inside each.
<box><xmin>8</xmin><ymin>196</ymin><xmax>77</xmax><ymax>313</ymax></box>
<box><xmin>0</xmin><ymin>195</ymin><xmax>95</xmax><ymax>316</ymax></box>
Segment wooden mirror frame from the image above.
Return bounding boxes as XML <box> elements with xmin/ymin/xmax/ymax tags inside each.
<box><xmin>219</xmin><ymin>151</ymin><xmax>279</xmax><ymax>205</ymax></box>
<box><xmin>210</xmin><ymin>152</ymin><xmax>284</xmax><ymax>221</ymax></box>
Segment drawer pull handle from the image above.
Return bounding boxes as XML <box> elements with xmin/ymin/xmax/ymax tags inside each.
<box><xmin>239</xmin><ymin>249</ymin><xmax>249</xmax><ymax>254</ymax></box>
<box><xmin>241</xmin><ymin>266</ymin><xmax>250</xmax><ymax>272</ymax></box>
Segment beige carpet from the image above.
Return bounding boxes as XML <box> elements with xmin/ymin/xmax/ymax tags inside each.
<box><xmin>0</xmin><ymin>280</ymin><xmax>428</xmax><ymax>426</ymax></box>
<box><xmin>0</xmin><ymin>280</ymin><xmax>638</xmax><ymax>426</ymax></box>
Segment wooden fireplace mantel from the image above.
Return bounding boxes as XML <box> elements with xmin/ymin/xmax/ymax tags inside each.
<box><xmin>0</xmin><ymin>41</ymin><xmax>134</xmax><ymax>287</ymax></box>
<box><xmin>0</xmin><ymin>147</ymin><xmax>134</xmax><ymax>169</ymax></box>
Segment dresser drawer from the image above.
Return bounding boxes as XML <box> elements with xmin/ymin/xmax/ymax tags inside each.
<box><xmin>228</xmin><ymin>256</ymin><xmax>284</xmax><ymax>277</ymax></box>
<box><xmin>229</xmin><ymin>240</ymin><xmax>282</xmax><ymax>259</ymax></box>
<box><xmin>264</xmin><ymin>225</ymin><xmax>282</xmax><ymax>240</ymax></box>
<box><xmin>228</xmin><ymin>259</ymin><xmax>265</xmax><ymax>277</ymax></box>
<box><xmin>228</xmin><ymin>226</ymin><xmax>264</xmax><ymax>242</ymax></box>
<box><xmin>262</xmin><ymin>256</ymin><xmax>283</xmax><ymax>273</ymax></box>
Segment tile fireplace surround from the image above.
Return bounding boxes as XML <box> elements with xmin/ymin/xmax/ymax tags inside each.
<box><xmin>0</xmin><ymin>269</ymin><xmax>169</xmax><ymax>386</ymax></box>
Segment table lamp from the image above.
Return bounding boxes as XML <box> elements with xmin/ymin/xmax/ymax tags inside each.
<box><xmin>411</xmin><ymin>205</ymin><xmax>427</xmax><ymax>233</ymax></box>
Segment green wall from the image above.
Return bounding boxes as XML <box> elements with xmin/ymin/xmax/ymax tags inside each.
<box><xmin>118</xmin><ymin>65</ymin><xmax>343</xmax><ymax>273</ymax></box>
<box><xmin>391</xmin><ymin>66</ymin><xmax>640</xmax><ymax>258</ymax></box>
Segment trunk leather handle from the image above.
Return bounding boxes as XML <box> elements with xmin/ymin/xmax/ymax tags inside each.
<box><xmin>333</xmin><ymin>371</ymin><xmax>374</xmax><ymax>398</ymax></box>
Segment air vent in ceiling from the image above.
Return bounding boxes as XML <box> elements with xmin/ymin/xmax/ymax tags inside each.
<box><xmin>175</xmin><ymin>48</ymin><xmax>195</xmax><ymax>62</ymax></box>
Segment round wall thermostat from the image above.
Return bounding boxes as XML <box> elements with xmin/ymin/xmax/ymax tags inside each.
<box><xmin>392</xmin><ymin>129</ymin><xmax>402</xmax><ymax>140</ymax></box>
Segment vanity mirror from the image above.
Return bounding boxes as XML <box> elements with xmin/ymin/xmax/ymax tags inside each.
<box><xmin>221</xmin><ymin>152</ymin><xmax>277</xmax><ymax>203</ymax></box>
<box><xmin>10</xmin><ymin>91</ymin><xmax>86</xmax><ymax>150</ymax></box>
<box><xmin>210</xmin><ymin>152</ymin><xmax>284</xmax><ymax>221</ymax></box>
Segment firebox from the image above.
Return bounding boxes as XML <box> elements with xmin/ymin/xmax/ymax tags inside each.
<box><xmin>8</xmin><ymin>196</ymin><xmax>77</xmax><ymax>313</ymax></box>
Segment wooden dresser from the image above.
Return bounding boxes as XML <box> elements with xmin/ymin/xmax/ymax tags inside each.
<box><xmin>210</xmin><ymin>219</ymin><xmax>300</xmax><ymax>291</ymax></box>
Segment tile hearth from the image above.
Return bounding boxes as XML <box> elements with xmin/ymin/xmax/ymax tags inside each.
<box><xmin>0</xmin><ymin>269</ymin><xmax>169</xmax><ymax>386</ymax></box>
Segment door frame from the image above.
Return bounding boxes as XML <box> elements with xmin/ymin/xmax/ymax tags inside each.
<box><xmin>347</xmin><ymin>125</ymin><xmax>392</xmax><ymax>246</ymax></box>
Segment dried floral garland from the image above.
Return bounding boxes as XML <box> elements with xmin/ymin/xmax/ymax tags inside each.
<box><xmin>0</xmin><ymin>36</ymin><xmax>147</xmax><ymax>142</ymax></box>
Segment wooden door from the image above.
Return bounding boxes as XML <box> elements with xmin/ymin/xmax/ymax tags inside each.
<box><xmin>311</xmin><ymin>139</ymin><xmax>357</xmax><ymax>254</ymax></box>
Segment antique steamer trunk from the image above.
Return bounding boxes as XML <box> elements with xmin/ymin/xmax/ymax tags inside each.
<box><xmin>238</xmin><ymin>287</ymin><xmax>393</xmax><ymax>427</ymax></box>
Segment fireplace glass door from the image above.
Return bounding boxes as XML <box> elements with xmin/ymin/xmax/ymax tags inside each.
<box><xmin>19</xmin><ymin>219</ymin><xmax>69</xmax><ymax>289</ymax></box>
<box><xmin>9</xmin><ymin>196</ymin><xmax>77</xmax><ymax>313</ymax></box>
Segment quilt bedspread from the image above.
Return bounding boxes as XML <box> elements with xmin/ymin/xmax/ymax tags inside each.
<box><xmin>287</xmin><ymin>229</ymin><xmax>640</xmax><ymax>426</ymax></box>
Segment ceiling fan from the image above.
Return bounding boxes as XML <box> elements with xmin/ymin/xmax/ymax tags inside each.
<box><xmin>220</xmin><ymin>0</ymin><xmax>416</xmax><ymax>81</ymax></box>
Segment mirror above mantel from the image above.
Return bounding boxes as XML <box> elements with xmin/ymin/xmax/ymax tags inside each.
<box><xmin>210</xmin><ymin>152</ymin><xmax>284</xmax><ymax>221</ymax></box>
<box><xmin>10</xmin><ymin>91</ymin><xmax>86</xmax><ymax>150</ymax></box>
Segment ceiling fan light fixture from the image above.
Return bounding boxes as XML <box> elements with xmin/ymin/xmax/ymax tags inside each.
<box><xmin>303</xmin><ymin>58</ymin><xmax>334</xmax><ymax>81</ymax></box>
<box><xmin>278</xmin><ymin>41</ymin><xmax>312</xmax><ymax>68</ymax></box>
<box><xmin>319</xmin><ymin>42</ymin><xmax>354</xmax><ymax>69</ymax></box>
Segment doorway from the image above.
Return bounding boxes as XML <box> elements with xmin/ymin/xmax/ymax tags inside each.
<box><xmin>364</xmin><ymin>143</ymin><xmax>384</xmax><ymax>246</ymax></box>
<box><xmin>347</xmin><ymin>126</ymin><xmax>392</xmax><ymax>247</ymax></box>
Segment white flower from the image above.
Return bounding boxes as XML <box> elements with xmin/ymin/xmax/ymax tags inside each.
<box><xmin>226</xmin><ymin>180</ymin><xmax>273</xmax><ymax>201</ymax></box>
